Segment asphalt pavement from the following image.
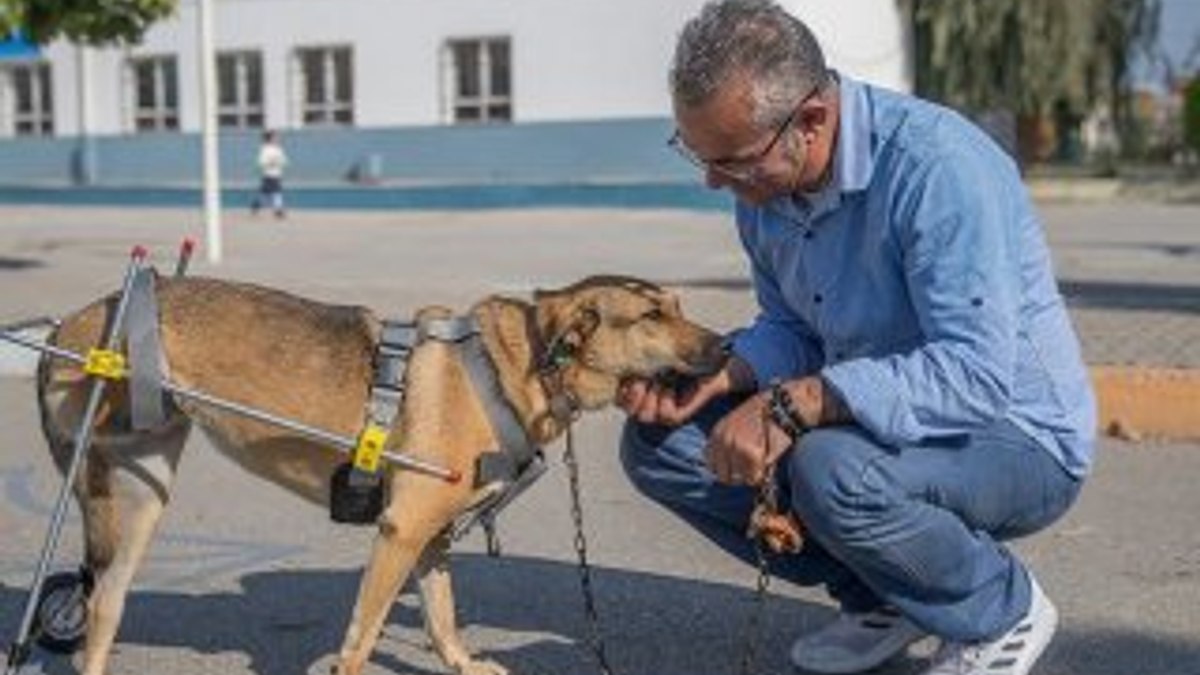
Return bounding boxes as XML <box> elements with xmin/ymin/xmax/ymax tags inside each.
<box><xmin>1</xmin><ymin>202</ymin><xmax>1197</xmax><ymax>675</ymax></box>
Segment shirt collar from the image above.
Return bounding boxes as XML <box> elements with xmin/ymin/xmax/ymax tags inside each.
<box><xmin>836</xmin><ymin>74</ymin><xmax>875</xmax><ymax>194</ymax></box>
<box><xmin>765</xmin><ymin>73</ymin><xmax>875</xmax><ymax>222</ymax></box>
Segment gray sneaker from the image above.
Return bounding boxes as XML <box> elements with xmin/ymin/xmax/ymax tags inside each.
<box><xmin>791</xmin><ymin>606</ymin><xmax>927</xmax><ymax>673</ymax></box>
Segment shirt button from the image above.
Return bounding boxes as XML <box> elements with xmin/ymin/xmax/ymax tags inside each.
<box><xmin>803</xmin><ymin>230</ymin><xmax>815</xmax><ymax>240</ymax></box>
<box><xmin>813</xmin><ymin>293</ymin><xmax>823</xmax><ymax>304</ymax></box>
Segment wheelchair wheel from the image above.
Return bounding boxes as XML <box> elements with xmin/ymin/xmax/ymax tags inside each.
<box><xmin>34</xmin><ymin>570</ymin><xmax>90</xmax><ymax>653</ymax></box>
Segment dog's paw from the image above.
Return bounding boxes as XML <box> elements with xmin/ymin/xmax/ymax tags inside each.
<box><xmin>455</xmin><ymin>657</ymin><xmax>509</xmax><ymax>675</ymax></box>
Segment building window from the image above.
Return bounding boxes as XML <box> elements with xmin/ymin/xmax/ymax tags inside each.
<box><xmin>6</xmin><ymin>62</ymin><xmax>53</xmax><ymax>136</ymax></box>
<box><xmin>217</xmin><ymin>50</ymin><xmax>264</xmax><ymax>128</ymax></box>
<box><xmin>129</xmin><ymin>56</ymin><xmax>179</xmax><ymax>132</ymax></box>
<box><xmin>296</xmin><ymin>46</ymin><xmax>353</xmax><ymax>126</ymax></box>
<box><xmin>447</xmin><ymin>37</ymin><xmax>511</xmax><ymax>123</ymax></box>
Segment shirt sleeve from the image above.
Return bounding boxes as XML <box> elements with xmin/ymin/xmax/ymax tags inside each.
<box><xmin>821</xmin><ymin>146</ymin><xmax>1020</xmax><ymax>443</ymax></box>
<box><xmin>730</xmin><ymin>204</ymin><xmax>825</xmax><ymax>388</ymax></box>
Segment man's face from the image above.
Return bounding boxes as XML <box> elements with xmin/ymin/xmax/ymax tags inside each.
<box><xmin>672</xmin><ymin>77</ymin><xmax>807</xmax><ymax>206</ymax></box>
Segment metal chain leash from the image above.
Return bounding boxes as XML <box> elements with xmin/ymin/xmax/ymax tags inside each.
<box><xmin>737</xmin><ymin>402</ymin><xmax>782</xmax><ymax>675</ymax></box>
<box><xmin>560</xmin><ymin>399</ymin><xmax>780</xmax><ymax>675</ymax></box>
<box><xmin>562</xmin><ymin>424</ymin><xmax>616</xmax><ymax>675</ymax></box>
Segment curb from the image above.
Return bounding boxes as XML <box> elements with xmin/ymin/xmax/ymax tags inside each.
<box><xmin>1091</xmin><ymin>366</ymin><xmax>1200</xmax><ymax>442</ymax></box>
<box><xmin>1027</xmin><ymin>178</ymin><xmax>1122</xmax><ymax>203</ymax></box>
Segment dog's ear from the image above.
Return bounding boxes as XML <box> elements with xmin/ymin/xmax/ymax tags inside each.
<box><xmin>534</xmin><ymin>290</ymin><xmax>600</xmax><ymax>367</ymax></box>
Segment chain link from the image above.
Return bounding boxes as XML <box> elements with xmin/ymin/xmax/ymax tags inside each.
<box><xmin>563</xmin><ymin>424</ymin><xmax>616</xmax><ymax>675</ymax></box>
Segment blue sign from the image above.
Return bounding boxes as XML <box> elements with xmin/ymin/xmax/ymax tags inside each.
<box><xmin>0</xmin><ymin>31</ymin><xmax>40</xmax><ymax>59</ymax></box>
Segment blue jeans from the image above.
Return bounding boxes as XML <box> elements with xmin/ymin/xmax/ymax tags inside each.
<box><xmin>620</xmin><ymin>396</ymin><xmax>1082</xmax><ymax>642</ymax></box>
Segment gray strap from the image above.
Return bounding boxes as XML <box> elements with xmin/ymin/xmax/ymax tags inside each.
<box><xmin>452</xmin><ymin>451</ymin><xmax>547</xmax><ymax>544</ymax></box>
<box><xmin>127</xmin><ymin>269</ymin><xmax>166</xmax><ymax>431</ymax></box>
<box><xmin>458</xmin><ymin>334</ymin><xmax>538</xmax><ymax>484</ymax></box>
<box><xmin>421</xmin><ymin>316</ymin><xmax>479</xmax><ymax>343</ymax></box>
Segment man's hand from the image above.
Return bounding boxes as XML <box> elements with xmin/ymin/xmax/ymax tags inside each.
<box><xmin>705</xmin><ymin>391</ymin><xmax>792</xmax><ymax>486</ymax></box>
<box><xmin>706</xmin><ymin>375</ymin><xmax>850</xmax><ymax>485</ymax></box>
<box><xmin>617</xmin><ymin>356</ymin><xmax>755</xmax><ymax>426</ymax></box>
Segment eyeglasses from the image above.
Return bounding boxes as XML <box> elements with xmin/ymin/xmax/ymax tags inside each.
<box><xmin>668</xmin><ymin>80</ymin><xmax>823</xmax><ymax>184</ymax></box>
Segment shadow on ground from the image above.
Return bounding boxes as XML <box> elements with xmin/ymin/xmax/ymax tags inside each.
<box><xmin>2</xmin><ymin>557</ymin><xmax>822</xmax><ymax>675</ymax></box>
<box><xmin>1060</xmin><ymin>279</ymin><xmax>1200</xmax><ymax>314</ymax></box>
<box><xmin>0</xmin><ymin>256</ymin><xmax>42</xmax><ymax>272</ymax></box>
<box><xmin>4</xmin><ymin>555</ymin><xmax>1199</xmax><ymax>675</ymax></box>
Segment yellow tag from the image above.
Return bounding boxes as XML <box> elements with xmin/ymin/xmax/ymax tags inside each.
<box><xmin>83</xmin><ymin>349</ymin><xmax>127</xmax><ymax>380</ymax></box>
<box><xmin>353</xmin><ymin>425</ymin><xmax>388</xmax><ymax>473</ymax></box>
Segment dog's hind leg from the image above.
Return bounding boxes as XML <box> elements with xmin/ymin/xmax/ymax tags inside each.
<box><xmin>78</xmin><ymin>450</ymin><xmax>118</xmax><ymax>581</ymax></box>
<box><xmin>79</xmin><ymin>424</ymin><xmax>189</xmax><ymax>675</ymax></box>
<box><xmin>416</xmin><ymin>530</ymin><xmax>508</xmax><ymax>675</ymax></box>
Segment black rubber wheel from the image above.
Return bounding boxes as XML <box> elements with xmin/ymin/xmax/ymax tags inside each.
<box><xmin>34</xmin><ymin>570</ymin><xmax>90</xmax><ymax>653</ymax></box>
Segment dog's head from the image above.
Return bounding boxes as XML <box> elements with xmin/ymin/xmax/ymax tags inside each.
<box><xmin>533</xmin><ymin>276</ymin><xmax>726</xmax><ymax>410</ymax></box>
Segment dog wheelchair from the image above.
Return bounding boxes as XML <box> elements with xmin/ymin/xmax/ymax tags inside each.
<box><xmin>1</xmin><ymin>241</ymin><xmax>487</xmax><ymax>674</ymax></box>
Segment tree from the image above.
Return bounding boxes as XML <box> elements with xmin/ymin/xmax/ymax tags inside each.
<box><xmin>907</xmin><ymin>0</ymin><xmax>1162</xmax><ymax>163</ymax></box>
<box><xmin>0</xmin><ymin>0</ymin><xmax>177</xmax><ymax>45</ymax></box>
<box><xmin>1186</xmin><ymin>77</ymin><xmax>1200</xmax><ymax>152</ymax></box>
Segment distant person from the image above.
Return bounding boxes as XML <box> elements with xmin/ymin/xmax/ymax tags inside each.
<box><xmin>618</xmin><ymin>2</ymin><xmax>1095</xmax><ymax>675</ymax></box>
<box><xmin>251</xmin><ymin>130</ymin><xmax>288</xmax><ymax>218</ymax></box>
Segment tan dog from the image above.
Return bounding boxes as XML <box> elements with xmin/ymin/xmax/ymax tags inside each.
<box><xmin>35</xmin><ymin>274</ymin><xmax>724</xmax><ymax>675</ymax></box>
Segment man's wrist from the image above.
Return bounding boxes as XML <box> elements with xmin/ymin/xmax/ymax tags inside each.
<box><xmin>767</xmin><ymin>378</ymin><xmax>808</xmax><ymax>441</ymax></box>
<box><xmin>781</xmin><ymin>376</ymin><xmax>852</xmax><ymax>428</ymax></box>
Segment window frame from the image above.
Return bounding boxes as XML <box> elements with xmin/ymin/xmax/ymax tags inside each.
<box><xmin>294</xmin><ymin>44</ymin><xmax>354</xmax><ymax>127</ymax></box>
<box><xmin>216</xmin><ymin>49</ymin><xmax>265</xmax><ymax>129</ymax></box>
<box><xmin>1</xmin><ymin>61</ymin><xmax>54</xmax><ymax>137</ymax></box>
<box><xmin>445</xmin><ymin>36</ymin><xmax>512</xmax><ymax>125</ymax></box>
<box><xmin>127</xmin><ymin>54</ymin><xmax>180</xmax><ymax>133</ymax></box>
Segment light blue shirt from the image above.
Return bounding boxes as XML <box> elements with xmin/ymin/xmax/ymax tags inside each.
<box><xmin>731</xmin><ymin>75</ymin><xmax>1096</xmax><ymax>478</ymax></box>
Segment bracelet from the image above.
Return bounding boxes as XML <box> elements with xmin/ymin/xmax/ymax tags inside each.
<box><xmin>767</xmin><ymin>378</ymin><xmax>808</xmax><ymax>441</ymax></box>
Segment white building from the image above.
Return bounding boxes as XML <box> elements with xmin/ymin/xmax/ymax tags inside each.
<box><xmin>1</xmin><ymin>0</ymin><xmax>912</xmax><ymax>138</ymax></box>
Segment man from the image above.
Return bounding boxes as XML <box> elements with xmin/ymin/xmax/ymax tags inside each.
<box><xmin>619</xmin><ymin>2</ymin><xmax>1095</xmax><ymax>674</ymax></box>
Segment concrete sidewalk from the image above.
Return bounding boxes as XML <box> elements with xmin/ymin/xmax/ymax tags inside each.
<box><xmin>1</xmin><ymin>202</ymin><xmax>1198</xmax><ymax>675</ymax></box>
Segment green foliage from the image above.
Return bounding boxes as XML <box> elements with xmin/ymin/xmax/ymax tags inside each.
<box><xmin>1186</xmin><ymin>78</ymin><xmax>1200</xmax><ymax>151</ymax></box>
<box><xmin>0</xmin><ymin>0</ymin><xmax>178</xmax><ymax>46</ymax></box>
<box><xmin>909</xmin><ymin>0</ymin><xmax>1161</xmax><ymax>119</ymax></box>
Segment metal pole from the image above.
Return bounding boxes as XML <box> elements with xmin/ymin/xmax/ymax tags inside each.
<box><xmin>197</xmin><ymin>0</ymin><xmax>223</xmax><ymax>264</ymax></box>
<box><xmin>73</xmin><ymin>45</ymin><xmax>96</xmax><ymax>186</ymax></box>
<box><xmin>6</xmin><ymin>251</ymin><xmax>145</xmax><ymax>674</ymax></box>
<box><xmin>164</xmin><ymin>383</ymin><xmax>460</xmax><ymax>482</ymax></box>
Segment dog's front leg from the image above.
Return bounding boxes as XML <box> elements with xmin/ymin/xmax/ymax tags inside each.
<box><xmin>417</xmin><ymin>531</ymin><xmax>508</xmax><ymax>675</ymax></box>
<box><xmin>333</xmin><ymin>488</ymin><xmax>456</xmax><ymax>675</ymax></box>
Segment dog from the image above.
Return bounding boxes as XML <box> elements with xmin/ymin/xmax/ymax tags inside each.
<box><xmin>35</xmin><ymin>273</ymin><xmax>725</xmax><ymax>675</ymax></box>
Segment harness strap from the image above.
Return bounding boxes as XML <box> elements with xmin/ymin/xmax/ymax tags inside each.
<box><xmin>352</xmin><ymin>320</ymin><xmax>420</xmax><ymax>485</ymax></box>
<box><xmin>457</xmin><ymin>331</ymin><xmax>540</xmax><ymax>485</ymax></box>
<box><xmin>448</xmin><ymin>317</ymin><xmax>547</xmax><ymax>550</ymax></box>
<box><xmin>359</xmin><ymin>313</ymin><xmax>548</xmax><ymax>546</ymax></box>
<box><xmin>127</xmin><ymin>268</ymin><xmax>166</xmax><ymax>431</ymax></box>
<box><xmin>419</xmin><ymin>315</ymin><xmax>478</xmax><ymax>343</ymax></box>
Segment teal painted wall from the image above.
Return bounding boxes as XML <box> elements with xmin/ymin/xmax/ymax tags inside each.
<box><xmin>0</xmin><ymin>117</ymin><xmax>698</xmax><ymax>187</ymax></box>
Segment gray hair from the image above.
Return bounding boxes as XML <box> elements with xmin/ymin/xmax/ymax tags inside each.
<box><xmin>670</xmin><ymin>0</ymin><xmax>828</xmax><ymax>129</ymax></box>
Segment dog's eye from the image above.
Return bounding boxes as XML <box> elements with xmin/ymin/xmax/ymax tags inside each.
<box><xmin>642</xmin><ymin>308</ymin><xmax>665</xmax><ymax>322</ymax></box>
